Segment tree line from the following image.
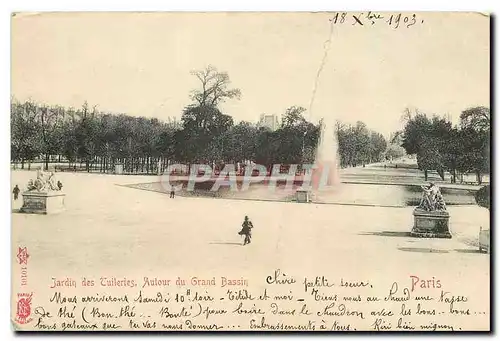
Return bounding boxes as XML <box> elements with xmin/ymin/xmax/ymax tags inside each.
<box><xmin>399</xmin><ymin>106</ymin><xmax>490</xmax><ymax>183</ymax></box>
<box><xmin>11</xmin><ymin>65</ymin><xmax>389</xmax><ymax>174</ymax></box>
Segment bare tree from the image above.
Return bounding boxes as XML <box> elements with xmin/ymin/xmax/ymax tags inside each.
<box><xmin>190</xmin><ymin>65</ymin><xmax>241</xmax><ymax>107</ymax></box>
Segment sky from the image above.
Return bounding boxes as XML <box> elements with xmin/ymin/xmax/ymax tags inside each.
<box><xmin>11</xmin><ymin>12</ymin><xmax>489</xmax><ymax>136</ymax></box>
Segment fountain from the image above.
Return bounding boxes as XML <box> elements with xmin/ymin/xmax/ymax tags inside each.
<box><xmin>296</xmin><ymin>118</ymin><xmax>341</xmax><ymax>203</ymax></box>
<box><xmin>311</xmin><ymin>118</ymin><xmax>340</xmax><ymax>190</ymax></box>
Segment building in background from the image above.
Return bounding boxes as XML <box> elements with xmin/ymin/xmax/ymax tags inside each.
<box><xmin>258</xmin><ymin>113</ymin><xmax>280</xmax><ymax>131</ymax></box>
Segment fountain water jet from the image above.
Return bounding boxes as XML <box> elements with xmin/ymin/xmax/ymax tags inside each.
<box><xmin>301</xmin><ymin>19</ymin><xmax>340</xmax><ymax>194</ymax></box>
<box><xmin>310</xmin><ymin>118</ymin><xmax>341</xmax><ymax>191</ymax></box>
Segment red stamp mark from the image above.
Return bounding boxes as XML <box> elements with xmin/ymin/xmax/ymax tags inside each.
<box><xmin>17</xmin><ymin>247</ymin><xmax>29</xmax><ymax>265</ymax></box>
<box><xmin>15</xmin><ymin>293</ymin><xmax>33</xmax><ymax>325</ymax></box>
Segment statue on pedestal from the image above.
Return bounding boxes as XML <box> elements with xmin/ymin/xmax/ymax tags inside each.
<box><xmin>26</xmin><ymin>169</ymin><xmax>61</xmax><ymax>192</ymax></box>
<box><xmin>20</xmin><ymin>168</ymin><xmax>66</xmax><ymax>214</ymax></box>
<box><xmin>411</xmin><ymin>182</ymin><xmax>451</xmax><ymax>238</ymax></box>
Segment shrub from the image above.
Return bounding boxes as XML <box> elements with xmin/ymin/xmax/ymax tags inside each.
<box><xmin>475</xmin><ymin>185</ymin><xmax>490</xmax><ymax>210</ymax></box>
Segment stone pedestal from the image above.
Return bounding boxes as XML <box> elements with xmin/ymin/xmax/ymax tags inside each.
<box><xmin>20</xmin><ymin>191</ymin><xmax>66</xmax><ymax>215</ymax></box>
<box><xmin>410</xmin><ymin>208</ymin><xmax>451</xmax><ymax>238</ymax></box>
<box><xmin>296</xmin><ymin>189</ymin><xmax>310</xmax><ymax>203</ymax></box>
<box><xmin>479</xmin><ymin>227</ymin><xmax>490</xmax><ymax>253</ymax></box>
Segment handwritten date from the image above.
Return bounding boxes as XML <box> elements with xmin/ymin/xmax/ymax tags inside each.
<box><xmin>329</xmin><ymin>12</ymin><xmax>424</xmax><ymax>29</ymax></box>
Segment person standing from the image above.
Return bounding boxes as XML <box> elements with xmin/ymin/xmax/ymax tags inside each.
<box><xmin>238</xmin><ymin>216</ymin><xmax>254</xmax><ymax>246</ymax></box>
<box><xmin>13</xmin><ymin>185</ymin><xmax>20</xmax><ymax>201</ymax></box>
<box><xmin>170</xmin><ymin>185</ymin><xmax>175</xmax><ymax>199</ymax></box>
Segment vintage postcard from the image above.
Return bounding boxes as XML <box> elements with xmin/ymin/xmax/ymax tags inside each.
<box><xmin>11</xmin><ymin>12</ymin><xmax>490</xmax><ymax>332</ymax></box>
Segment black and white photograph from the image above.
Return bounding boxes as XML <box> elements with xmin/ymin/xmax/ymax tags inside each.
<box><xmin>10</xmin><ymin>11</ymin><xmax>490</xmax><ymax>332</ymax></box>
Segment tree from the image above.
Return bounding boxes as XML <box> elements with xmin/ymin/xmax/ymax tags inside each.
<box><xmin>385</xmin><ymin>144</ymin><xmax>406</xmax><ymax>161</ymax></box>
<box><xmin>222</xmin><ymin>121</ymin><xmax>259</xmax><ymax>163</ymax></box>
<box><xmin>353</xmin><ymin>121</ymin><xmax>371</xmax><ymax>165</ymax></box>
<box><xmin>254</xmin><ymin>128</ymin><xmax>280</xmax><ymax>168</ymax></box>
<box><xmin>369</xmin><ymin>132</ymin><xmax>387</xmax><ymax>163</ymax></box>
<box><xmin>11</xmin><ymin>90</ymin><xmax>393</xmax><ymax>176</ymax></box>
<box><xmin>11</xmin><ymin>99</ymin><xmax>42</xmax><ymax>169</ymax></box>
<box><xmin>441</xmin><ymin>127</ymin><xmax>461</xmax><ymax>183</ymax></box>
<box><xmin>75</xmin><ymin>102</ymin><xmax>99</xmax><ymax>172</ymax></box>
<box><xmin>181</xmin><ymin>105</ymin><xmax>234</xmax><ymax>163</ymax></box>
<box><xmin>455</xmin><ymin>126</ymin><xmax>488</xmax><ymax>184</ymax></box>
<box><xmin>177</xmin><ymin>65</ymin><xmax>241</xmax><ymax>164</ymax></box>
<box><xmin>417</xmin><ymin>138</ymin><xmax>443</xmax><ymax>181</ymax></box>
<box><xmin>460</xmin><ymin>106</ymin><xmax>490</xmax><ymax>132</ymax></box>
<box><xmin>281</xmin><ymin>106</ymin><xmax>307</xmax><ymax>128</ymax></box>
<box><xmin>34</xmin><ymin>103</ymin><xmax>66</xmax><ymax>170</ymax></box>
<box><xmin>60</xmin><ymin>107</ymin><xmax>80</xmax><ymax>166</ymax></box>
<box><xmin>269</xmin><ymin>106</ymin><xmax>319</xmax><ymax>166</ymax></box>
<box><xmin>190</xmin><ymin>65</ymin><xmax>241</xmax><ymax>107</ymax></box>
<box><xmin>335</xmin><ymin>120</ymin><xmax>384</xmax><ymax>167</ymax></box>
<box><xmin>399</xmin><ymin>106</ymin><xmax>490</xmax><ymax>183</ymax></box>
<box><xmin>401</xmin><ymin>110</ymin><xmax>432</xmax><ymax>155</ymax></box>
<box><xmin>458</xmin><ymin>106</ymin><xmax>490</xmax><ymax>183</ymax></box>
<box><xmin>156</xmin><ymin>122</ymin><xmax>177</xmax><ymax>165</ymax></box>
<box><xmin>400</xmin><ymin>109</ymin><xmax>452</xmax><ymax>181</ymax></box>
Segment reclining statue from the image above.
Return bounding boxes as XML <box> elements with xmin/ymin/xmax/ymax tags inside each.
<box><xmin>26</xmin><ymin>168</ymin><xmax>61</xmax><ymax>192</ymax></box>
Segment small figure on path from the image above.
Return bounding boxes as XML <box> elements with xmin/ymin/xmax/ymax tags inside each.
<box><xmin>238</xmin><ymin>215</ymin><xmax>254</xmax><ymax>246</ymax></box>
<box><xmin>57</xmin><ymin>181</ymin><xmax>63</xmax><ymax>191</ymax></box>
<box><xmin>170</xmin><ymin>186</ymin><xmax>175</xmax><ymax>199</ymax></box>
<box><xmin>13</xmin><ymin>185</ymin><xmax>20</xmax><ymax>200</ymax></box>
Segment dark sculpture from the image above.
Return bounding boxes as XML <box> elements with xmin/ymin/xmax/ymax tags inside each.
<box><xmin>417</xmin><ymin>183</ymin><xmax>446</xmax><ymax>212</ymax></box>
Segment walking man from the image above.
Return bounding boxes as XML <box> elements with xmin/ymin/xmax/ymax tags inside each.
<box><xmin>170</xmin><ymin>185</ymin><xmax>175</xmax><ymax>199</ymax></box>
<box><xmin>238</xmin><ymin>215</ymin><xmax>254</xmax><ymax>246</ymax></box>
<box><xmin>13</xmin><ymin>185</ymin><xmax>20</xmax><ymax>201</ymax></box>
